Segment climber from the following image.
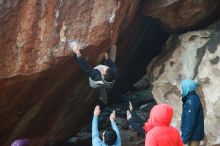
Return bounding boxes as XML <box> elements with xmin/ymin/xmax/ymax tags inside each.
<box><xmin>180</xmin><ymin>79</ymin><xmax>204</xmax><ymax>146</ymax></box>
<box><xmin>92</xmin><ymin>105</ymin><xmax>121</xmax><ymax>146</ymax></box>
<box><xmin>72</xmin><ymin>43</ymin><xmax>117</xmax><ymax>104</ymax></box>
<box><xmin>11</xmin><ymin>139</ymin><xmax>29</xmax><ymax>146</ymax></box>
<box><xmin>144</xmin><ymin>104</ymin><xmax>183</xmax><ymax>146</ymax></box>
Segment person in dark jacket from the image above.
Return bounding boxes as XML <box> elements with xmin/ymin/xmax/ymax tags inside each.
<box><xmin>71</xmin><ymin>43</ymin><xmax>117</xmax><ymax>103</ymax></box>
<box><xmin>180</xmin><ymin>79</ymin><xmax>204</xmax><ymax>146</ymax></box>
<box><xmin>126</xmin><ymin>101</ymin><xmax>145</xmax><ymax>136</ymax></box>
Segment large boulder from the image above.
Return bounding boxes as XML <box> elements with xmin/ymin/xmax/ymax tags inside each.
<box><xmin>0</xmin><ymin>0</ymin><xmax>143</xmax><ymax>145</ymax></box>
<box><xmin>149</xmin><ymin>21</ymin><xmax>220</xmax><ymax>146</ymax></box>
<box><xmin>143</xmin><ymin>0</ymin><xmax>220</xmax><ymax>32</ymax></box>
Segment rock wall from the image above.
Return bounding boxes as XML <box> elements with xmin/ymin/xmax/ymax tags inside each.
<box><xmin>149</xmin><ymin>21</ymin><xmax>220</xmax><ymax>146</ymax></box>
<box><xmin>0</xmin><ymin>0</ymin><xmax>143</xmax><ymax>145</ymax></box>
<box><xmin>143</xmin><ymin>0</ymin><xmax>220</xmax><ymax>32</ymax></box>
<box><xmin>1</xmin><ymin>0</ymin><xmax>220</xmax><ymax>145</ymax></box>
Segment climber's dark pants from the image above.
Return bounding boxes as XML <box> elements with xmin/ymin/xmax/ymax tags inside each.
<box><xmin>98</xmin><ymin>86</ymin><xmax>108</xmax><ymax>104</ymax></box>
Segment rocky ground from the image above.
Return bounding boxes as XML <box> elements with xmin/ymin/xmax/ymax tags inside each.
<box><xmin>55</xmin><ymin>89</ymin><xmax>156</xmax><ymax>146</ymax></box>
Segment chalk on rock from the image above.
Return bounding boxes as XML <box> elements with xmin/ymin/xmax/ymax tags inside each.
<box><xmin>69</xmin><ymin>41</ymin><xmax>87</xmax><ymax>52</ymax></box>
<box><xmin>69</xmin><ymin>41</ymin><xmax>80</xmax><ymax>52</ymax></box>
<box><xmin>109</xmin><ymin>9</ymin><xmax>116</xmax><ymax>24</ymax></box>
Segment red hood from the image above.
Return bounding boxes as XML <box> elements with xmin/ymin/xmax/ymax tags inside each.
<box><xmin>143</xmin><ymin>104</ymin><xmax>173</xmax><ymax>132</ymax></box>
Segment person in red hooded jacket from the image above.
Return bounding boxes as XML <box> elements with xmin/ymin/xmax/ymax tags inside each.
<box><xmin>144</xmin><ymin>104</ymin><xmax>183</xmax><ymax>146</ymax></box>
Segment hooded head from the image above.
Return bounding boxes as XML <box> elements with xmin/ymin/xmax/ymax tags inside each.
<box><xmin>144</xmin><ymin>104</ymin><xmax>173</xmax><ymax>132</ymax></box>
<box><xmin>181</xmin><ymin>79</ymin><xmax>197</xmax><ymax>97</ymax></box>
<box><xmin>11</xmin><ymin>139</ymin><xmax>29</xmax><ymax>146</ymax></box>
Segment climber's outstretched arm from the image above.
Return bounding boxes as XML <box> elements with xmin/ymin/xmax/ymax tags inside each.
<box><xmin>73</xmin><ymin>45</ymin><xmax>102</xmax><ymax>81</ymax></box>
<box><xmin>104</xmin><ymin>45</ymin><xmax>117</xmax><ymax>76</ymax></box>
<box><xmin>108</xmin><ymin>45</ymin><xmax>117</xmax><ymax>62</ymax></box>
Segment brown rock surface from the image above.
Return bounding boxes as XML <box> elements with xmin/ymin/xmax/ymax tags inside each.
<box><xmin>0</xmin><ymin>0</ymin><xmax>143</xmax><ymax>145</ymax></box>
<box><xmin>143</xmin><ymin>0</ymin><xmax>220</xmax><ymax>32</ymax></box>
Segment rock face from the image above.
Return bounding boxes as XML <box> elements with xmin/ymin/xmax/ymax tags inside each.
<box><xmin>1</xmin><ymin>0</ymin><xmax>220</xmax><ymax>145</ymax></box>
<box><xmin>143</xmin><ymin>0</ymin><xmax>220</xmax><ymax>32</ymax></box>
<box><xmin>149</xmin><ymin>21</ymin><xmax>220</xmax><ymax>146</ymax></box>
<box><xmin>0</xmin><ymin>0</ymin><xmax>144</xmax><ymax>145</ymax></box>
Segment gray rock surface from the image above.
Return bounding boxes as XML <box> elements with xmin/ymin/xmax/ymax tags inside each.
<box><xmin>149</xmin><ymin>21</ymin><xmax>220</xmax><ymax>146</ymax></box>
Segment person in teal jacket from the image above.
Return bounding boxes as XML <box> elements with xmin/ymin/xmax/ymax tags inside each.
<box><xmin>92</xmin><ymin>105</ymin><xmax>121</xmax><ymax>146</ymax></box>
<box><xmin>181</xmin><ymin>79</ymin><xmax>204</xmax><ymax>146</ymax></box>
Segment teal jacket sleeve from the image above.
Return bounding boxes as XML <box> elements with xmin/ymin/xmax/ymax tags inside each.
<box><xmin>92</xmin><ymin>115</ymin><xmax>102</xmax><ymax>146</ymax></box>
<box><xmin>111</xmin><ymin>121</ymin><xmax>121</xmax><ymax>146</ymax></box>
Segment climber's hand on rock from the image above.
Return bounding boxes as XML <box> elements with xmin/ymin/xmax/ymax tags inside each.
<box><xmin>110</xmin><ymin>110</ymin><xmax>116</xmax><ymax>121</ymax></box>
<box><xmin>74</xmin><ymin>46</ymin><xmax>81</xmax><ymax>57</ymax></box>
<box><xmin>104</xmin><ymin>52</ymin><xmax>109</xmax><ymax>60</ymax></box>
<box><xmin>70</xmin><ymin>42</ymin><xmax>81</xmax><ymax>57</ymax></box>
<box><xmin>111</xmin><ymin>45</ymin><xmax>117</xmax><ymax>50</ymax></box>
<box><xmin>94</xmin><ymin>105</ymin><xmax>101</xmax><ymax>116</ymax></box>
<box><xmin>110</xmin><ymin>30</ymin><xmax>113</xmax><ymax>35</ymax></box>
